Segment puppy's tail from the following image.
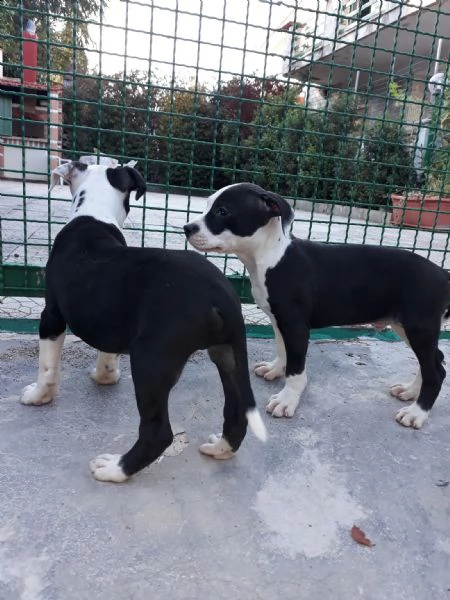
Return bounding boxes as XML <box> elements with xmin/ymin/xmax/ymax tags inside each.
<box><xmin>246</xmin><ymin>408</ymin><xmax>268</xmax><ymax>442</ymax></box>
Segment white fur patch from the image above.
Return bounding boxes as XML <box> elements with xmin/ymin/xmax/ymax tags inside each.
<box><xmin>396</xmin><ymin>402</ymin><xmax>429</xmax><ymax>429</ymax></box>
<box><xmin>255</xmin><ymin>357</ymin><xmax>285</xmax><ymax>380</ymax></box>
<box><xmin>254</xmin><ymin>322</ymin><xmax>286</xmax><ymax>380</ymax></box>
<box><xmin>199</xmin><ymin>434</ymin><xmax>234</xmax><ymax>459</ymax></box>
<box><xmin>184</xmin><ymin>219</ymin><xmax>232</xmax><ymax>253</ymax></box>
<box><xmin>68</xmin><ymin>166</ymin><xmax>127</xmax><ymax>227</ymax></box>
<box><xmin>90</xmin><ymin>352</ymin><xmax>121</xmax><ymax>385</ymax></box>
<box><xmin>185</xmin><ymin>184</ymin><xmax>242</xmax><ymax>253</ymax></box>
<box><xmin>50</xmin><ymin>163</ymin><xmax>130</xmax><ymax>228</ymax></box>
<box><xmin>206</xmin><ymin>183</ymin><xmax>241</xmax><ymax>208</ymax></box>
<box><xmin>21</xmin><ymin>333</ymin><xmax>66</xmax><ymax>406</ymax></box>
<box><xmin>391</xmin><ymin>323</ymin><xmax>409</xmax><ymax>345</ymax></box>
<box><xmin>246</xmin><ymin>408</ymin><xmax>268</xmax><ymax>442</ymax></box>
<box><xmin>89</xmin><ymin>453</ymin><xmax>128</xmax><ymax>482</ymax></box>
<box><xmin>390</xmin><ymin>371</ymin><xmax>422</xmax><ymax>401</ymax></box>
<box><xmin>266</xmin><ymin>371</ymin><xmax>307</xmax><ymax>418</ymax></box>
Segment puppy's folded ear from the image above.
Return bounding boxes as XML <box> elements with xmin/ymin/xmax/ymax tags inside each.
<box><xmin>125</xmin><ymin>166</ymin><xmax>147</xmax><ymax>200</ymax></box>
<box><xmin>106</xmin><ymin>166</ymin><xmax>147</xmax><ymax>201</ymax></box>
<box><xmin>260</xmin><ymin>190</ymin><xmax>295</xmax><ymax>231</ymax></box>
<box><xmin>49</xmin><ymin>160</ymin><xmax>87</xmax><ymax>193</ymax></box>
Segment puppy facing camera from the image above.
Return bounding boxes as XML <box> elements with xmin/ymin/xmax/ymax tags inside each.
<box><xmin>185</xmin><ymin>182</ymin><xmax>450</xmax><ymax>428</ymax></box>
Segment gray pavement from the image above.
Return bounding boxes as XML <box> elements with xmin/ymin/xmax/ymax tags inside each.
<box><xmin>2</xmin><ymin>181</ymin><xmax>450</xmax><ymax>271</ymax></box>
<box><xmin>1</xmin><ymin>334</ymin><xmax>450</xmax><ymax>600</ymax></box>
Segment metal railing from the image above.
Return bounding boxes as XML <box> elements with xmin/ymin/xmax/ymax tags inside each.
<box><xmin>0</xmin><ymin>0</ymin><xmax>449</xmax><ymax>335</ymax></box>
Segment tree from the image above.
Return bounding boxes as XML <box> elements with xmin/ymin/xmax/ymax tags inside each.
<box><xmin>233</xmin><ymin>90</ymin><xmax>360</xmax><ymax>201</ymax></box>
<box><xmin>156</xmin><ymin>86</ymin><xmax>216</xmax><ymax>189</ymax></box>
<box><xmin>237</xmin><ymin>88</ymin><xmax>305</xmax><ymax>194</ymax></box>
<box><xmin>211</xmin><ymin>76</ymin><xmax>289</xmax><ymax>187</ymax></box>
<box><xmin>62</xmin><ymin>71</ymin><xmax>161</xmax><ymax>178</ymax></box>
<box><xmin>300</xmin><ymin>92</ymin><xmax>360</xmax><ymax>203</ymax></box>
<box><xmin>0</xmin><ymin>0</ymin><xmax>101</xmax><ymax>79</ymax></box>
<box><xmin>355</xmin><ymin>121</ymin><xmax>414</xmax><ymax>206</ymax></box>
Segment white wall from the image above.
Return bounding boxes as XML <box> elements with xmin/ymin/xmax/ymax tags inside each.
<box><xmin>3</xmin><ymin>145</ymin><xmax>48</xmax><ymax>181</ymax></box>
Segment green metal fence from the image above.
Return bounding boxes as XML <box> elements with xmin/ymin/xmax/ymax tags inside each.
<box><xmin>1</xmin><ymin>0</ymin><xmax>450</xmax><ymax>335</ymax></box>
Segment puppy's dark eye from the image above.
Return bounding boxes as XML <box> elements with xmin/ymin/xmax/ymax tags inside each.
<box><xmin>216</xmin><ymin>206</ymin><xmax>229</xmax><ymax>217</ymax></box>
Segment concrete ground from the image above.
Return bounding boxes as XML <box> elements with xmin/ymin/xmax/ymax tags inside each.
<box><xmin>1</xmin><ymin>334</ymin><xmax>450</xmax><ymax>600</ymax></box>
<box><xmin>1</xmin><ymin>180</ymin><xmax>450</xmax><ymax>270</ymax></box>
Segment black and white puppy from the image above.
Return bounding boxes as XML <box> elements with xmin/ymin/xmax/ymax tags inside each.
<box><xmin>184</xmin><ymin>182</ymin><xmax>450</xmax><ymax>429</ymax></box>
<box><xmin>21</xmin><ymin>165</ymin><xmax>266</xmax><ymax>483</ymax></box>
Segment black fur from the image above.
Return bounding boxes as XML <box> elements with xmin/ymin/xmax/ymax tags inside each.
<box><xmin>204</xmin><ymin>183</ymin><xmax>294</xmax><ymax>238</ymax></box>
<box><xmin>75</xmin><ymin>189</ymin><xmax>85</xmax><ymax>211</ymax></box>
<box><xmin>40</xmin><ymin>215</ymin><xmax>258</xmax><ymax>477</ymax></box>
<box><xmin>106</xmin><ymin>166</ymin><xmax>147</xmax><ymax>213</ymax></box>
<box><xmin>267</xmin><ymin>239</ymin><xmax>449</xmax><ymax>412</ymax></box>
<box><xmin>72</xmin><ymin>161</ymin><xmax>88</xmax><ymax>172</ymax></box>
<box><xmin>186</xmin><ymin>182</ymin><xmax>450</xmax><ymax>424</ymax></box>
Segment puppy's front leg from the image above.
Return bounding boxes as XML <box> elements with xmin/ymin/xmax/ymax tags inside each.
<box><xmin>266</xmin><ymin>320</ymin><xmax>308</xmax><ymax>418</ymax></box>
<box><xmin>255</xmin><ymin>317</ymin><xmax>286</xmax><ymax>380</ymax></box>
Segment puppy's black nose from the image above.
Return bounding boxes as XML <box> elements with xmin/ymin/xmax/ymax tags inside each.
<box><xmin>184</xmin><ymin>223</ymin><xmax>200</xmax><ymax>238</ymax></box>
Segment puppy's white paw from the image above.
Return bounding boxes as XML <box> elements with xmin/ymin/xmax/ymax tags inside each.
<box><xmin>90</xmin><ymin>366</ymin><xmax>121</xmax><ymax>385</ymax></box>
<box><xmin>254</xmin><ymin>358</ymin><xmax>285</xmax><ymax>380</ymax></box>
<box><xmin>89</xmin><ymin>453</ymin><xmax>128</xmax><ymax>482</ymax></box>
<box><xmin>266</xmin><ymin>389</ymin><xmax>300</xmax><ymax>418</ymax></box>
<box><xmin>390</xmin><ymin>382</ymin><xmax>420</xmax><ymax>401</ymax></box>
<box><xmin>20</xmin><ymin>382</ymin><xmax>54</xmax><ymax>406</ymax></box>
<box><xmin>199</xmin><ymin>434</ymin><xmax>234</xmax><ymax>460</ymax></box>
<box><xmin>395</xmin><ymin>403</ymin><xmax>428</xmax><ymax>429</ymax></box>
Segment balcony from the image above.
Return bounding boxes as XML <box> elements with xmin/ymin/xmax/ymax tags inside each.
<box><xmin>282</xmin><ymin>0</ymin><xmax>450</xmax><ymax>89</ymax></box>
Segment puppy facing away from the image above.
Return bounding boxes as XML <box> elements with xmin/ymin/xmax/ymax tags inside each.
<box><xmin>184</xmin><ymin>182</ymin><xmax>450</xmax><ymax>429</ymax></box>
<box><xmin>21</xmin><ymin>164</ymin><xmax>266</xmax><ymax>483</ymax></box>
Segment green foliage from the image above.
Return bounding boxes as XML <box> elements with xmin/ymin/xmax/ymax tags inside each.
<box><xmin>301</xmin><ymin>93</ymin><xmax>360</xmax><ymax>202</ymax></box>
<box><xmin>388</xmin><ymin>81</ymin><xmax>407</xmax><ymax>103</ymax></box>
<box><xmin>62</xmin><ymin>72</ymin><xmax>159</xmax><ymax>175</ymax></box>
<box><xmin>426</xmin><ymin>89</ymin><xmax>450</xmax><ymax>195</ymax></box>
<box><xmin>59</xmin><ymin>66</ymin><xmax>415</xmax><ymax>203</ymax></box>
<box><xmin>212</xmin><ymin>76</ymin><xmax>289</xmax><ymax>188</ymax></box>
<box><xmin>234</xmin><ymin>91</ymin><xmax>361</xmax><ymax>202</ymax></box>
<box><xmin>0</xmin><ymin>0</ymin><xmax>100</xmax><ymax>79</ymax></box>
<box><xmin>237</xmin><ymin>88</ymin><xmax>305</xmax><ymax>192</ymax></box>
<box><xmin>354</xmin><ymin>121</ymin><xmax>414</xmax><ymax>206</ymax></box>
<box><xmin>156</xmin><ymin>87</ymin><xmax>216</xmax><ymax>189</ymax></box>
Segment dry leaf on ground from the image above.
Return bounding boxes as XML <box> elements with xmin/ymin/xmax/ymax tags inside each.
<box><xmin>351</xmin><ymin>525</ymin><xmax>375</xmax><ymax>547</ymax></box>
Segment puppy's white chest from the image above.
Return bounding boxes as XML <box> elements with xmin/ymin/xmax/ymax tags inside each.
<box><xmin>241</xmin><ymin>236</ymin><xmax>291</xmax><ymax>317</ymax></box>
<box><xmin>250</xmin><ymin>270</ymin><xmax>271</xmax><ymax>314</ymax></box>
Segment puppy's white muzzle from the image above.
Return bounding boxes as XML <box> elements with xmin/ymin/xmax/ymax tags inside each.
<box><xmin>184</xmin><ymin>218</ymin><xmax>225</xmax><ymax>252</ymax></box>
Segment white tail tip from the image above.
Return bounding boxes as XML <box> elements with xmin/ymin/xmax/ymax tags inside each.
<box><xmin>246</xmin><ymin>408</ymin><xmax>268</xmax><ymax>442</ymax></box>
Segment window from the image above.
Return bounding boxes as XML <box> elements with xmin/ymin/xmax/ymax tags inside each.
<box><xmin>0</xmin><ymin>95</ymin><xmax>12</xmax><ymax>136</ymax></box>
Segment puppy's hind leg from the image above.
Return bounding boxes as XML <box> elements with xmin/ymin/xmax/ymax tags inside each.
<box><xmin>90</xmin><ymin>352</ymin><xmax>121</xmax><ymax>385</ymax></box>
<box><xmin>21</xmin><ymin>303</ymin><xmax>66</xmax><ymax>406</ymax></box>
<box><xmin>395</xmin><ymin>323</ymin><xmax>445</xmax><ymax>429</ymax></box>
<box><xmin>390</xmin><ymin>324</ymin><xmax>422</xmax><ymax>401</ymax></box>
<box><xmin>201</xmin><ymin>342</ymin><xmax>266</xmax><ymax>460</ymax></box>
<box><xmin>90</xmin><ymin>341</ymin><xmax>186</xmax><ymax>482</ymax></box>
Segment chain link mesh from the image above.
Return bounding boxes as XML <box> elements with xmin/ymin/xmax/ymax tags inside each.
<box><xmin>1</xmin><ymin>0</ymin><xmax>450</xmax><ymax>328</ymax></box>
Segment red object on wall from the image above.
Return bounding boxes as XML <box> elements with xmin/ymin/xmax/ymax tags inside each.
<box><xmin>23</xmin><ymin>26</ymin><xmax>38</xmax><ymax>85</ymax></box>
